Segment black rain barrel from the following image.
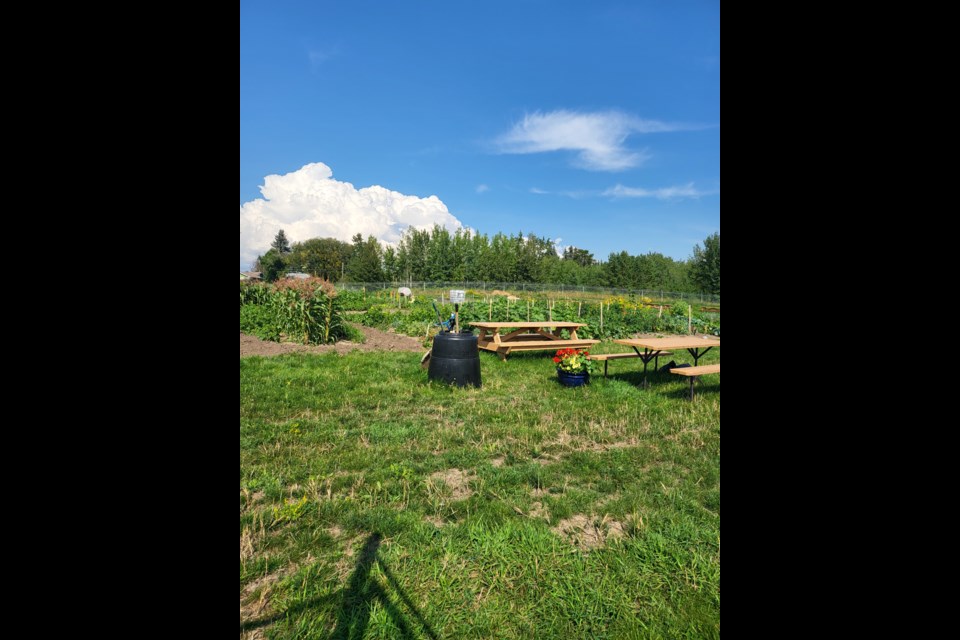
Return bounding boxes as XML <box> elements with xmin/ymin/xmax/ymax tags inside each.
<box><xmin>428</xmin><ymin>332</ymin><xmax>482</xmax><ymax>387</ymax></box>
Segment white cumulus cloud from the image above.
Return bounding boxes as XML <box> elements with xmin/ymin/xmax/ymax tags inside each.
<box><xmin>552</xmin><ymin>237</ymin><xmax>565</xmax><ymax>258</ymax></box>
<box><xmin>495</xmin><ymin>110</ymin><xmax>682</xmax><ymax>171</ymax></box>
<box><xmin>239</xmin><ymin>162</ymin><xmax>463</xmax><ymax>269</ymax></box>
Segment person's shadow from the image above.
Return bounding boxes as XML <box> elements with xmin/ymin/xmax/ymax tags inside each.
<box><xmin>240</xmin><ymin>533</ymin><xmax>438</xmax><ymax>640</ymax></box>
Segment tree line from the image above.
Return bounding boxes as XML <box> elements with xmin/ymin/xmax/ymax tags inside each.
<box><xmin>254</xmin><ymin>226</ymin><xmax>720</xmax><ymax>294</ymax></box>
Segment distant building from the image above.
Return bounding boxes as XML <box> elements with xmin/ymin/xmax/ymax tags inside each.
<box><xmin>285</xmin><ymin>272</ymin><xmax>311</xmax><ymax>279</ymax></box>
<box><xmin>240</xmin><ymin>271</ymin><xmax>263</xmax><ymax>280</ymax></box>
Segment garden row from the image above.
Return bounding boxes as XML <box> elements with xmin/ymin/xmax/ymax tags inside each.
<box><xmin>357</xmin><ymin>295</ymin><xmax>720</xmax><ymax>342</ymax></box>
<box><xmin>240</xmin><ymin>281</ymin><xmax>720</xmax><ymax>346</ymax></box>
<box><xmin>335</xmin><ymin>286</ymin><xmax>720</xmax><ymax>312</ymax></box>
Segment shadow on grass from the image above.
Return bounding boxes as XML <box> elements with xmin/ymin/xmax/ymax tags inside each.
<box><xmin>601</xmin><ymin>369</ymin><xmax>720</xmax><ymax>399</ymax></box>
<box><xmin>663</xmin><ymin>381</ymin><xmax>721</xmax><ymax>401</ymax></box>
<box><xmin>240</xmin><ymin>533</ymin><xmax>438</xmax><ymax>640</ymax></box>
<box><xmin>606</xmin><ymin>369</ymin><xmax>677</xmax><ymax>387</ymax></box>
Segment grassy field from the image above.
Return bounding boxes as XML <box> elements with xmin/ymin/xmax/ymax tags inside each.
<box><xmin>240</xmin><ymin>343</ymin><xmax>720</xmax><ymax>638</ymax></box>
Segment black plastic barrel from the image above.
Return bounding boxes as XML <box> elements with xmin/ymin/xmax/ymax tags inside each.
<box><xmin>428</xmin><ymin>332</ymin><xmax>482</xmax><ymax>387</ymax></box>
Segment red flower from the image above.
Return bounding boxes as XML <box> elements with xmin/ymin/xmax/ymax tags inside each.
<box><xmin>554</xmin><ymin>346</ymin><xmax>593</xmax><ymax>374</ymax></box>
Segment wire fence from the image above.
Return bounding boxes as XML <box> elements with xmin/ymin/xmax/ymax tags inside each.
<box><xmin>335</xmin><ymin>281</ymin><xmax>720</xmax><ymax>305</ymax></box>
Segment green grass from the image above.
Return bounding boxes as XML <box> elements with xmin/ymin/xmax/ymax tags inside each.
<box><xmin>240</xmin><ymin>345</ymin><xmax>720</xmax><ymax>639</ymax></box>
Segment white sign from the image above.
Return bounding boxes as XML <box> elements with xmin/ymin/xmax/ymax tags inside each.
<box><xmin>449</xmin><ymin>289</ymin><xmax>465</xmax><ymax>303</ymax></box>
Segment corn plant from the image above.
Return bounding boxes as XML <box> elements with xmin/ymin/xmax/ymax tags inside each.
<box><xmin>239</xmin><ymin>277</ymin><xmax>349</xmax><ymax>344</ymax></box>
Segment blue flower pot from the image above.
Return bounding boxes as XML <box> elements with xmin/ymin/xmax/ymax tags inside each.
<box><xmin>557</xmin><ymin>369</ymin><xmax>589</xmax><ymax>387</ymax></box>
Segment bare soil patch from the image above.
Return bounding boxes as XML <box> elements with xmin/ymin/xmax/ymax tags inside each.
<box><xmin>240</xmin><ymin>324</ymin><xmax>423</xmax><ymax>358</ymax></box>
<box><xmin>429</xmin><ymin>468</ymin><xmax>474</xmax><ymax>501</ymax></box>
<box><xmin>552</xmin><ymin>514</ymin><xmax>626</xmax><ymax>550</ymax></box>
<box><xmin>240</xmin><ymin>565</ymin><xmax>295</xmax><ymax>639</ymax></box>
<box><xmin>527</xmin><ymin>501</ymin><xmax>548</xmax><ymax>520</ymax></box>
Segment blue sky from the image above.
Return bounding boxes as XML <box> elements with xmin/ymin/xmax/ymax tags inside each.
<box><xmin>239</xmin><ymin>0</ymin><xmax>719</xmax><ymax>270</ymax></box>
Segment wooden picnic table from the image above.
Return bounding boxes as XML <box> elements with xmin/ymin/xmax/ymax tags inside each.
<box><xmin>470</xmin><ymin>321</ymin><xmax>599</xmax><ymax>360</ymax></box>
<box><xmin>613</xmin><ymin>336</ymin><xmax>720</xmax><ymax>387</ymax></box>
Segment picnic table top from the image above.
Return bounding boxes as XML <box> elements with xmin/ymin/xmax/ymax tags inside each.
<box><xmin>613</xmin><ymin>336</ymin><xmax>720</xmax><ymax>350</ymax></box>
<box><xmin>470</xmin><ymin>321</ymin><xmax>587</xmax><ymax>329</ymax></box>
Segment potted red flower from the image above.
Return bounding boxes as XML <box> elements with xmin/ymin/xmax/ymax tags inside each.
<box><xmin>553</xmin><ymin>348</ymin><xmax>595</xmax><ymax>386</ymax></box>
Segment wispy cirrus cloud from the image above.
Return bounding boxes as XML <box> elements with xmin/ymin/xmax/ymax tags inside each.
<box><xmin>531</xmin><ymin>183</ymin><xmax>712</xmax><ymax>200</ymax></box>
<box><xmin>308</xmin><ymin>46</ymin><xmax>339</xmax><ymax>70</ymax></box>
<box><xmin>529</xmin><ymin>187</ymin><xmax>590</xmax><ymax>199</ymax></box>
<box><xmin>495</xmin><ymin>110</ymin><xmax>686</xmax><ymax>171</ymax></box>
<box><xmin>603</xmin><ymin>183</ymin><xmax>716</xmax><ymax>199</ymax></box>
<box><xmin>475</xmin><ymin>184</ymin><xmax>489</xmax><ymax>193</ymax></box>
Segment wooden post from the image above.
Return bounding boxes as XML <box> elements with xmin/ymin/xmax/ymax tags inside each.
<box><xmin>527</xmin><ymin>300</ymin><xmax>530</xmax><ymax>322</ymax></box>
<box><xmin>578</xmin><ymin>301</ymin><xmax>582</xmax><ymax>318</ymax></box>
<box><xmin>688</xmin><ymin>305</ymin><xmax>692</xmax><ymax>334</ymax></box>
<box><xmin>455</xmin><ymin>304</ymin><xmax>459</xmax><ymax>333</ymax></box>
<box><xmin>489</xmin><ymin>298</ymin><xmax>493</xmax><ymax>321</ymax></box>
<box><xmin>506</xmin><ymin>297</ymin><xmax>510</xmax><ymax>321</ymax></box>
<box><xmin>658</xmin><ymin>305</ymin><xmax>663</xmax><ymax>319</ymax></box>
<box><xmin>549</xmin><ymin>300</ymin><xmax>553</xmax><ymax>322</ymax></box>
<box><xmin>600</xmin><ymin>302</ymin><xmax>603</xmax><ymax>331</ymax></box>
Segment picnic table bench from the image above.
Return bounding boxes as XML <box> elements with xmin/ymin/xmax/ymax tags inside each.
<box><xmin>670</xmin><ymin>364</ymin><xmax>721</xmax><ymax>400</ymax></box>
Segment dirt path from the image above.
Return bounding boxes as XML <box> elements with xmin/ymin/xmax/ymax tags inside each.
<box><xmin>240</xmin><ymin>324</ymin><xmax>424</xmax><ymax>358</ymax></box>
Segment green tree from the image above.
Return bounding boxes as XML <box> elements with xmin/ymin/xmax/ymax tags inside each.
<box><xmin>690</xmin><ymin>233</ymin><xmax>720</xmax><ymax>294</ymax></box>
<box><xmin>514</xmin><ymin>233</ymin><xmax>556</xmax><ymax>282</ymax></box>
<box><xmin>604</xmin><ymin>251</ymin><xmax>632</xmax><ymax>287</ymax></box>
<box><xmin>468</xmin><ymin>231</ymin><xmax>492</xmax><ymax>281</ymax></box>
<box><xmin>485</xmin><ymin>233</ymin><xmax>517</xmax><ymax>281</ymax></box>
<box><xmin>255</xmin><ymin>248</ymin><xmax>287</xmax><ymax>282</ymax></box>
<box><xmin>382</xmin><ymin>246</ymin><xmax>399</xmax><ymax>281</ymax></box>
<box><xmin>425</xmin><ymin>225</ymin><xmax>454</xmax><ymax>280</ymax></box>
<box><xmin>346</xmin><ymin>234</ymin><xmax>385</xmax><ymax>282</ymax></box>
<box><xmin>563</xmin><ymin>246</ymin><xmax>595</xmax><ymax>267</ymax></box>
<box><xmin>450</xmin><ymin>228</ymin><xmax>471</xmax><ymax>281</ymax></box>
<box><xmin>271</xmin><ymin>229</ymin><xmax>291</xmax><ymax>254</ymax></box>
<box><xmin>249</xmin><ymin>225</ymin><xmax>708</xmax><ymax>292</ymax></box>
<box><xmin>288</xmin><ymin>237</ymin><xmax>351</xmax><ymax>281</ymax></box>
<box><xmin>397</xmin><ymin>227</ymin><xmax>430</xmax><ymax>282</ymax></box>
